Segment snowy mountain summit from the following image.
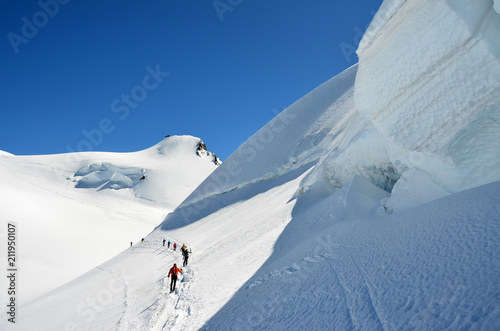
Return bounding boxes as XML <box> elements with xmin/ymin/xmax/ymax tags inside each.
<box><xmin>0</xmin><ymin>135</ymin><xmax>220</xmax><ymax>303</ymax></box>
<box><xmin>5</xmin><ymin>0</ymin><xmax>500</xmax><ymax>330</ymax></box>
<box><xmin>72</xmin><ymin>136</ymin><xmax>221</xmax><ymax>199</ymax></box>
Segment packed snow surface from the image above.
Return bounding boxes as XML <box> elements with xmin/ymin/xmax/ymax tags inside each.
<box><xmin>2</xmin><ymin>0</ymin><xmax>500</xmax><ymax>330</ymax></box>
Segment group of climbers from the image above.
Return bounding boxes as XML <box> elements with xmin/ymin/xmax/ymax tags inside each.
<box><xmin>160</xmin><ymin>238</ymin><xmax>176</xmax><ymax>250</ymax></box>
<box><xmin>135</xmin><ymin>237</ymin><xmax>187</xmax><ymax>255</ymax></box>
<box><xmin>130</xmin><ymin>237</ymin><xmax>191</xmax><ymax>293</ymax></box>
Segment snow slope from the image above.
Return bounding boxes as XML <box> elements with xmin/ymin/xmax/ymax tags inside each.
<box><xmin>0</xmin><ymin>136</ymin><xmax>219</xmax><ymax>303</ymax></box>
<box><xmin>10</xmin><ymin>177</ymin><xmax>500</xmax><ymax>330</ymax></box>
<box><xmin>4</xmin><ymin>0</ymin><xmax>500</xmax><ymax>330</ymax></box>
<box><xmin>204</xmin><ymin>180</ymin><xmax>500</xmax><ymax>330</ymax></box>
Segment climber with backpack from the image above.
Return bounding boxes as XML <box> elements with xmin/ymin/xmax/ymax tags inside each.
<box><xmin>182</xmin><ymin>246</ymin><xmax>189</xmax><ymax>266</ymax></box>
<box><xmin>168</xmin><ymin>263</ymin><xmax>183</xmax><ymax>292</ymax></box>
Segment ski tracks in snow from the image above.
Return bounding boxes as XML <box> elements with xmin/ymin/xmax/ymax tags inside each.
<box><xmin>322</xmin><ymin>251</ymin><xmax>387</xmax><ymax>331</ymax></box>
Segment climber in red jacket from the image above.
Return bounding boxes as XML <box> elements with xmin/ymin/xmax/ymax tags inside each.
<box><xmin>168</xmin><ymin>263</ymin><xmax>183</xmax><ymax>292</ymax></box>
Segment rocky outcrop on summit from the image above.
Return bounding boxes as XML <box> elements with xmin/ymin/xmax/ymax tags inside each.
<box><xmin>213</xmin><ymin>153</ymin><xmax>222</xmax><ymax>166</ymax></box>
<box><xmin>196</xmin><ymin>139</ymin><xmax>221</xmax><ymax>166</ymax></box>
<box><xmin>197</xmin><ymin>140</ymin><xmax>207</xmax><ymax>154</ymax></box>
<box><xmin>71</xmin><ymin>135</ymin><xmax>220</xmax><ymax>204</ymax></box>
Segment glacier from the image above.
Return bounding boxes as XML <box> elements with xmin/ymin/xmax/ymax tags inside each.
<box><xmin>3</xmin><ymin>0</ymin><xmax>500</xmax><ymax>330</ymax></box>
<box><xmin>355</xmin><ymin>0</ymin><xmax>500</xmax><ymax>211</ymax></box>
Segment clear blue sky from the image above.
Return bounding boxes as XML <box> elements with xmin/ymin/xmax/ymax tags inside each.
<box><xmin>1</xmin><ymin>0</ymin><xmax>383</xmax><ymax>160</ymax></box>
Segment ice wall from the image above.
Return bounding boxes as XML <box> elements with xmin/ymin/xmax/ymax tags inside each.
<box><xmin>176</xmin><ymin>0</ymin><xmax>500</xmax><ymax>216</ymax></box>
<box><xmin>355</xmin><ymin>0</ymin><xmax>500</xmax><ymax>197</ymax></box>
